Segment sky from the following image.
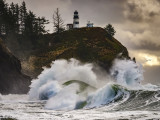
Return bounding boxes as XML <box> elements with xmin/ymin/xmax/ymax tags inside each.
<box><xmin>6</xmin><ymin>0</ymin><xmax>160</xmax><ymax>84</ymax></box>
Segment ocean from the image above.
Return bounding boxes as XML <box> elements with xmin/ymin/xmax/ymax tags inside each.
<box><xmin>0</xmin><ymin>58</ymin><xmax>160</xmax><ymax>120</ymax></box>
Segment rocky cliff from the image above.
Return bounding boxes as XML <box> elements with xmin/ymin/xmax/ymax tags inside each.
<box><xmin>0</xmin><ymin>39</ymin><xmax>31</xmax><ymax>94</ymax></box>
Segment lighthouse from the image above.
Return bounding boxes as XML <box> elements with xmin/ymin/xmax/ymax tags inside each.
<box><xmin>73</xmin><ymin>10</ymin><xmax>79</xmax><ymax>28</ymax></box>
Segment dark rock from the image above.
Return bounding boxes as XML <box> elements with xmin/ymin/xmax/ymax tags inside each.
<box><xmin>0</xmin><ymin>39</ymin><xmax>31</xmax><ymax>94</ymax></box>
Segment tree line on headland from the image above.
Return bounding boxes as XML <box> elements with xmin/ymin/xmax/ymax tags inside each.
<box><xmin>0</xmin><ymin>0</ymin><xmax>116</xmax><ymax>56</ymax></box>
<box><xmin>0</xmin><ymin>0</ymin><xmax>49</xmax><ymax>50</ymax></box>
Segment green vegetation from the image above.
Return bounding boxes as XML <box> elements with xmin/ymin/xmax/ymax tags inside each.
<box><xmin>104</xmin><ymin>24</ymin><xmax>116</xmax><ymax>38</ymax></box>
<box><xmin>29</xmin><ymin>27</ymin><xmax>129</xmax><ymax>77</ymax></box>
<box><xmin>0</xmin><ymin>0</ymin><xmax>49</xmax><ymax>50</ymax></box>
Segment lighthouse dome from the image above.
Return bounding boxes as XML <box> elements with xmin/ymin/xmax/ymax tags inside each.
<box><xmin>74</xmin><ymin>10</ymin><xmax>78</xmax><ymax>14</ymax></box>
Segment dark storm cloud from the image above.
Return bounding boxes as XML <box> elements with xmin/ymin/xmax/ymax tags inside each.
<box><xmin>124</xmin><ymin>0</ymin><xmax>160</xmax><ymax>22</ymax></box>
<box><xmin>125</xmin><ymin>2</ymin><xmax>143</xmax><ymax>22</ymax></box>
<box><xmin>117</xmin><ymin>0</ymin><xmax>160</xmax><ymax>54</ymax></box>
<box><xmin>138</xmin><ymin>41</ymin><xmax>160</xmax><ymax>51</ymax></box>
<box><xmin>130</xmin><ymin>40</ymin><xmax>160</xmax><ymax>51</ymax></box>
<box><xmin>157</xmin><ymin>0</ymin><xmax>160</xmax><ymax>3</ymax></box>
<box><xmin>149</xmin><ymin>11</ymin><xmax>159</xmax><ymax>17</ymax></box>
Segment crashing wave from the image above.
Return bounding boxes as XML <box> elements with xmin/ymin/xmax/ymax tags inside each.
<box><xmin>28</xmin><ymin>58</ymin><xmax>150</xmax><ymax>110</ymax></box>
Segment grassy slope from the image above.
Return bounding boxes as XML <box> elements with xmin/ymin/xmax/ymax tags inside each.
<box><xmin>30</xmin><ymin>27</ymin><xmax>129</xmax><ymax>76</ymax></box>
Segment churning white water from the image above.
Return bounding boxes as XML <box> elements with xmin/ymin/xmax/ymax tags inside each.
<box><xmin>1</xmin><ymin>58</ymin><xmax>160</xmax><ymax>120</ymax></box>
<box><xmin>29</xmin><ymin>58</ymin><xmax>144</xmax><ymax>110</ymax></box>
<box><xmin>110</xmin><ymin>59</ymin><xmax>144</xmax><ymax>87</ymax></box>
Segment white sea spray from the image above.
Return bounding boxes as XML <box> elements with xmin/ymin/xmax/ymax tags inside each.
<box><xmin>29</xmin><ymin>58</ymin><xmax>144</xmax><ymax>110</ymax></box>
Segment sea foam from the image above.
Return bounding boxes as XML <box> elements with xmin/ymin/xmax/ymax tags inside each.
<box><xmin>29</xmin><ymin>58</ymin><xmax>144</xmax><ymax>110</ymax></box>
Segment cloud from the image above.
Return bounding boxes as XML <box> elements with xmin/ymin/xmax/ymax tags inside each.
<box><xmin>124</xmin><ymin>0</ymin><xmax>160</xmax><ymax>22</ymax></box>
<box><xmin>139</xmin><ymin>53</ymin><xmax>160</xmax><ymax>66</ymax></box>
<box><xmin>115</xmin><ymin>0</ymin><xmax>160</xmax><ymax>53</ymax></box>
<box><xmin>143</xmin><ymin>66</ymin><xmax>160</xmax><ymax>84</ymax></box>
<box><xmin>6</xmin><ymin>0</ymin><xmax>127</xmax><ymax>28</ymax></box>
<box><xmin>117</xmin><ymin>0</ymin><xmax>160</xmax><ymax>54</ymax></box>
<box><xmin>132</xmin><ymin>40</ymin><xmax>160</xmax><ymax>51</ymax></box>
<box><xmin>124</xmin><ymin>2</ymin><xmax>144</xmax><ymax>22</ymax></box>
<box><xmin>5</xmin><ymin>0</ymin><xmax>160</xmax><ymax>53</ymax></box>
<box><xmin>129</xmin><ymin>50</ymin><xmax>160</xmax><ymax>65</ymax></box>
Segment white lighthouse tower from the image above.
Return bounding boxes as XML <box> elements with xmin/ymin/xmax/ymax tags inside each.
<box><xmin>73</xmin><ymin>10</ymin><xmax>79</xmax><ymax>28</ymax></box>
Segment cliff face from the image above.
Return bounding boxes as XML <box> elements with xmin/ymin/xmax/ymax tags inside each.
<box><xmin>30</xmin><ymin>27</ymin><xmax>129</xmax><ymax>76</ymax></box>
<box><xmin>0</xmin><ymin>39</ymin><xmax>31</xmax><ymax>94</ymax></box>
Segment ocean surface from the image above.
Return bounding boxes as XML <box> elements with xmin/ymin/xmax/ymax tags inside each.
<box><xmin>0</xmin><ymin>59</ymin><xmax>160</xmax><ymax>120</ymax></box>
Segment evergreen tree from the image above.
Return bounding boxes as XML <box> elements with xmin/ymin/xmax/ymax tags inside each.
<box><xmin>23</xmin><ymin>11</ymin><xmax>36</xmax><ymax>46</ymax></box>
<box><xmin>0</xmin><ymin>0</ymin><xmax>49</xmax><ymax>49</ymax></box>
<box><xmin>24</xmin><ymin>11</ymin><xmax>49</xmax><ymax>47</ymax></box>
<box><xmin>10</xmin><ymin>2</ymin><xmax>16</xmax><ymax>15</ymax></box>
<box><xmin>15</xmin><ymin>4</ymin><xmax>20</xmax><ymax>34</ymax></box>
<box><xmin>35</xmin><ymin>17</ymin><xmax>49</xmax><ymax>35</ymax></box>
<box><xmin>9</xmin><ymin>2</ymin><xmax>17</xmax><ymax>33</ymax></box>
<box><xmin>104</xmin><ymin>24</ymin><xmax>116</xmax><ymax>38</ymax></box>
<box><xmin>0</xmin><ymin>0</ymin><xmax>8</xmax><ymax>35</ymax></box>
<box><xmin>19</xmin><ymin>1</ymin><xmax>27</xmax><ymax>34</ymax></box>
<box><xmin>24</xmin><ymin>11</ymin><xmax>35</xmax><ymax>34</ymax></box>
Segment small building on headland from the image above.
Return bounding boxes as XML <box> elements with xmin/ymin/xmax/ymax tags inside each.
<box><xmin>66</xmin><ymin>10</ymin><xmax>79</xmax><ymax>30</ymax></box>
<box><xmin>66</xmin><ymin>10</ymin><xmax>95</xmax><ymax>30</ymax></box>
<box><xmin>66</xmin><ymin>24</ymin><xmax>73</xmax><ymax>30</ymax></box>
<box><xmin>86</xmin><ymin>21</ymin><xmax>94</xmax><ymax>27</ymax></box>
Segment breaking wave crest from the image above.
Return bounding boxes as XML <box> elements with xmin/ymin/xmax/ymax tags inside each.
<box><xmin>29</xmin><ymin>58</ymin><xmax>159</xmax><ymax>110</ymax></box>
